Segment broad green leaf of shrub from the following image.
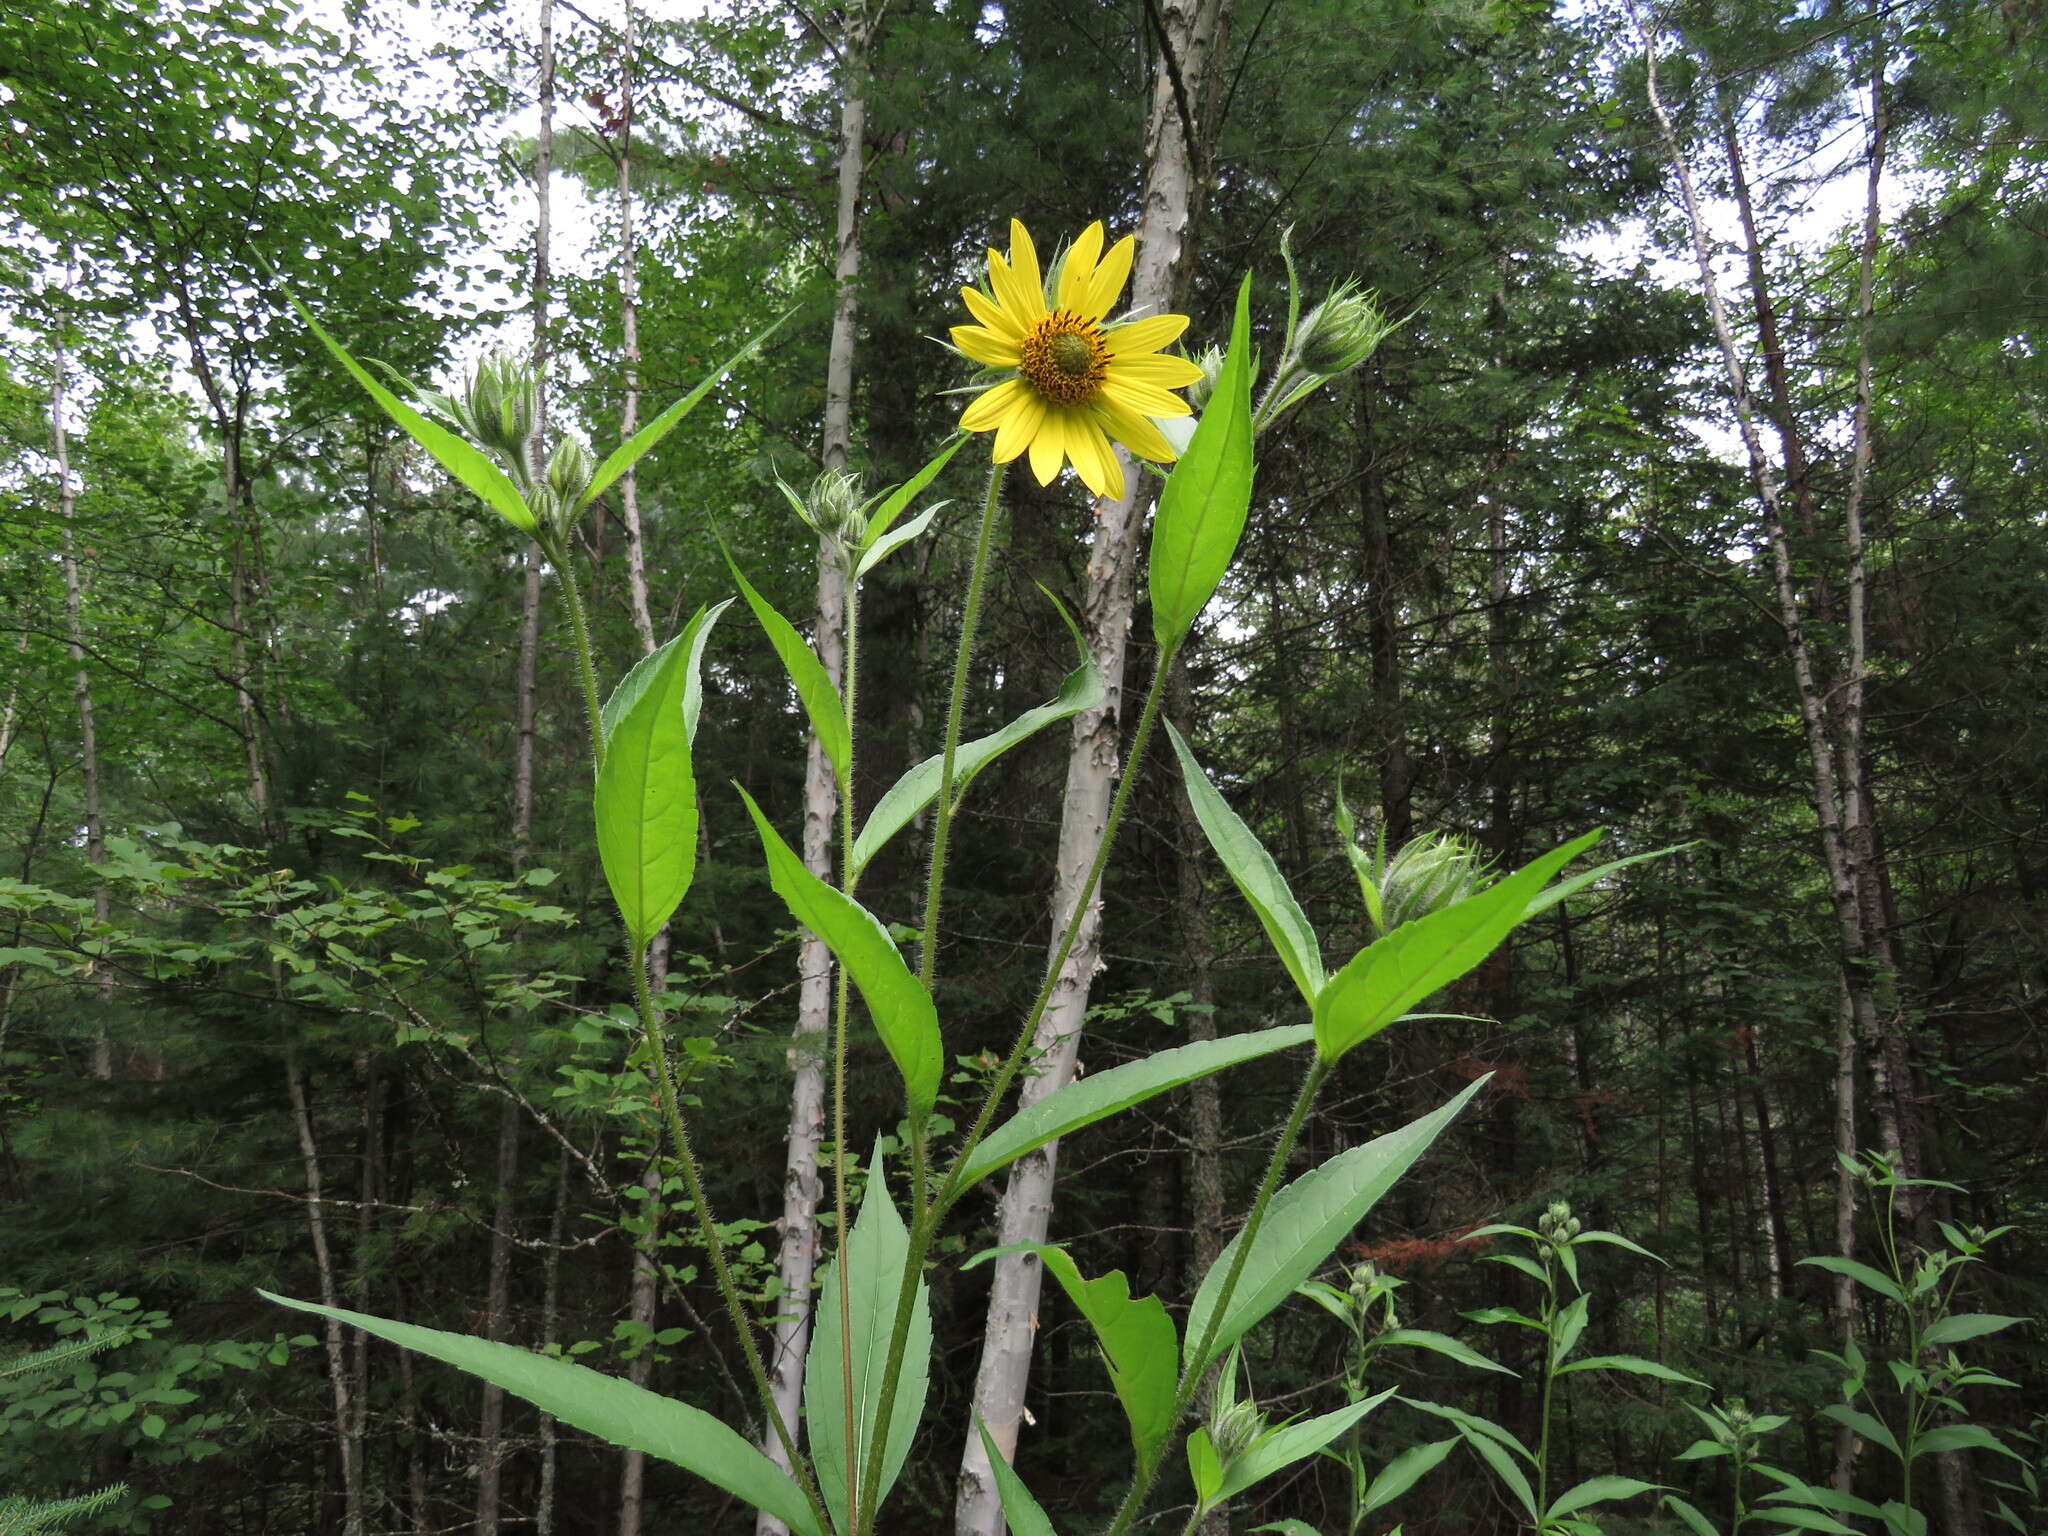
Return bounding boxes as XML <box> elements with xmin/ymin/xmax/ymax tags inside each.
<box><xmin>599</xmin><ymin>598</ymin><xmax>730</xmax><ymax>754</ymax></box>
<box><xmin>956</xmin><ymin>1025</ymin><xmax>1313</xmax><ymax>1191</ymax></box>
<box><xmin>260</xmin><ymin>1291</ymin><xmax>820</xmax><ymax>1536</ymax></box>
<box><xmin>1166</xmin><ymin>721</ymin><xmax>1324</xmax><ymax>1005</ymax></box>
<box><xmin>739</xmin><ymin>789</ymin><xmax>941</xmax><ymax>1118</ymax></box>
<box><xmin>1150</xmin><ymin>274</ymin><xmax>1254</xmax><ymax>651</ymax></box>
<box><xmin>1183</xmin><ymin>1077</ymin><xmax>1486</xmax><ymax>1375</ymax></box>
<box><xmin>805</xmin><ymin>1160</ymin><xmax>930</xmax><ymax>1535</ymax></box>
<box><xmin>594</xmin><ymin>602</ymin><xmax>726</xmax><ymax>949</ymax></box>
<box><xmin>969</xmin><ymin>1244</ymin><xmax>1176</xmax><ymax>1468</ymax></box>
<box><xmin>1313</xmin><ymin>832</ymin><xmax>1601</xmax><ymax>1063</ymax></box>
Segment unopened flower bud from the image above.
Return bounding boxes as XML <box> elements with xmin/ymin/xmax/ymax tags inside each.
<box><xmin>1208</xmin><ymin>1399</ymin><xmax>1265</xmax><ymax>1467</ymax></box>
<box><xmin>1371</xmin><ymin>832</ymin><xmax>1487</xmax><ymax>935</ymax></box>
<box><xmin>1539</xmin><ymin>1201</ymin><xmax>1578</xmax><ymax>1243</ymax></box>
<box><xmin>461</xmin><ymin>351</ymin><xmax>543</xmax><ymax>471</ymax></box>
<box><xmin>778</xmin><ymin>469</ymin><xmax>868</xmax><ymax>567</ymax></box>
<box><xmin>1295</xmin><ymin>279</ymin><xmax>1393</xmax><ymax>377</ymax></box>
<box><xmin>1183</xmin><ymin>345</ymin><xmax>1227</xmax><ymax>414</ymax></box>
<box><xmin>548</xmin><ymin>436</ymin><xmax>596</xmax><ymax>507</ymax></box>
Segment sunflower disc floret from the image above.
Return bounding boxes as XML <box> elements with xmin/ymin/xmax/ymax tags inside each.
<box><xmin>951</xmin><ymin>218</ymin><xmax>1205</xmax><ymax>502</ymax></box>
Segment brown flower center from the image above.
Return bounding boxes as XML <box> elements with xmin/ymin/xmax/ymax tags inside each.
<box><xmin>1018</xmin><ymin>310</ymin><xmax>1109</xmax><ymax>406</ymax></box>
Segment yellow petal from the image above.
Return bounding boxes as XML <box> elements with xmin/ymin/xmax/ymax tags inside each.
<box><xmin>1008</xmin><ymin>219</ymin><xmax>1043</xmax><ymax>307</ymax></box>
<box><xmin>1106</xmin><ymin>351</ymin><xmax>1205</xmax><ymax>388</ymax></box>
<box><xmin>962</xmin><ymin>284</ymin><xmax>1024</xmax><ymax>339</ymax></box>
<box><xmin>993</xmin><ymin>389</ymin><xmax>1047</xmax><ymax>462</ymax></box>
<box><xmin>960</xmin><ymin>377</ymin><xmax>1025</xmax><ymax>433</ymax></box>
<box><xmin>1101</xmin><ymin>377</ymin><xmax>1195</xmax><ymax>419</ymax></box>
<box><xmin>1057</xmin><ymin>222</ymin><xmax>1105</xmax><ymax>312</ymax></box>
<box><xmin>1071</xmin><ymin>416</ymin><xmax>1124</xmax><ymax>501</ymax></box>
<box><xmin>1104</xmin><ymin>314</ymin><xmax>1189</xmax><ymax>356</ymax></box>
<box><xmin>1027</xmin><ymin>408</ymin><xmax>1067</xmax><ymax>485</ymax></box>
<box><xmin>987</xmin><ymin>249</ymin><xmax>1044</xmax><ymax>328</ymax></box>
<box><xmin>1094</xmin><ymin>396</ymin><xmax>1178</xmax><ymax>463</ymax></box>
<box><xmin>1082</xmin><ymin>235</ymin><xmax>1135</xmax><ymax>321</ymax></box>
<box><xmin>951</xmin><ymin>324</ymin><xmax>1021</xmax><ymax>367</ymax></box>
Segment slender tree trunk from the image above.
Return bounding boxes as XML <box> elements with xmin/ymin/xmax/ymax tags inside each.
<box><xmin>289</xmin><ymin>1063</ymin><xmax>366</xmax><ymax>1536</ymax></box>
<box><xmin>614</xmin><ymin>0</ymin><xmax>655</xmax><ymax>660</ymax></box>
<box><xmin>349</xmin><ymin>1056</ymin><xmax>382</xmax><ymax>1527</ymax></box>
<box><xmin>475</xmin><ymin>1100</ymin><xmax>521</xmax><ymax>1536</ymax></box>
<box><xmin>1742</xmin><ymin>1024</ymin><xmax>1793</xmax><ymax>1299</ymax></box>
<box><xmin>619</xmin><ymin>1156</ymin><xmax>663</xmax><ymax>1536</ymax></box>
<box><xmin>758</xmin><ymin>12</ymin><xmax>869</xmax><ymax>1530</ymax></box>
<box><xmin>49</xmin><ymin>301</ymin><xmax>114</xmax><ymax>1082</ymax></box>
<box><xmin>957</xmin><ymin>6</ymin><xmax>1232</xmax><ymax>1532</ymax></box>
<box><xmin>1632</xmin><ymin>0</ymin><xmax>1909</xmax><ymax>1224</ymax></box>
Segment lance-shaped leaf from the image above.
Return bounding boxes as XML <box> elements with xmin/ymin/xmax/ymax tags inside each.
<box><xmin>1214</xmin><ymin>1390</ymin><xmax>1395</xmax><ymax>1506</ymax></box>
<box><xmin>1150</xmin><ymin>274</ymin><xmax>1255</xmax><ymax>651</ymax></box>
<box><xmin>738</xmin><ymin>788</ymin><xmax>941</xmax><ymax>1118</ymax></box>
<box><xmin>1167</xmin><ymin>720</ymin><xmax>1324</xmax><ymax>1005</ymax></box>
<box><xmin>805</xmin><ymin>1158</ymin><xmax>930</xmax><ymax>1536</ymax></box>
<box><xmin>595</xmin><ymin>603</ymin><xmax>727</xmax><ymax>949</ymax></box>
<box><xmin>260</xmin><ymin>1291</ymin><xmax>821</xmax><ymax>1536</ymax></box>
<box><xmin>599</xmin><ymin>600</ymin><xmax>730</xmax><ymax>754</ymax></box>
<box><xmin>1547</xmin><ymin>1476</ymin><xmax>1663</xmax><ymax>1523</ymax></box>
<box><xmin>956</xmin><ymin>1025</ymin><xmax>1313</xmax><ymax>1191</ymax></box>
<box><xmin>728</xmin><ymin>557</ymin><xmax>850</xmax><ymax>785</ymax></box>
<box><xmin>856</xmin><ymin>438</ymin><xmax>965</xmax><ymax>578</ymax></box>
<box><xmin>1555</xmin><ymin>1353</ymin><xmax>1706</xmax><ymax>1386</ymax></box>
<box><xmin>584</xmin><ymin>309</ymin><xmax>796</xmax><ymax>508</ymax></box>
<box><xmin>1520</xmin><ymin>844</ymin><xmax>1682</xmax><ymax>920</ymax></box>
<box><xmin>1313</xmin><ymin>832</ymin><xmax>1602</xmax><ymax>1063</ymax></box>
<box><xmin>1361</xmin><ymin>1436</ymin><xmax>1462</xmax><ymax>1515</ymax></box>
<box><xmin>855</xmin><ymin>609</ymin><xmax>1103</xmax><ymax>879</ymax></box>
<box><xmin>295</xmin><ymin>299</ymin><xmax>535</xmax><ymax>535</ymax></box>
<box><xmin>1184</xmin><ymin>1078</ymin><xmax>1486</xmax><ymax>1376</ymax></box>
<box><xmin>975</xmin><ymin>1416</ymin><xmax>1058</xmax><ymax>1536</ymax></box>
<box><xmin>969</xmin><ymin>1244</ymin><xmax>1176</xmax><ymax>1468</ymax></box>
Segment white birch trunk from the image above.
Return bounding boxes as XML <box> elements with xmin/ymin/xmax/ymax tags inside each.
<box><xmin>758</xmin><ymin>13</ymin><xmax>867</xmax><ymax>1529</ymax></box>
<box><xmin>955</xmin><ymin>7</ymin><xmax>1229</xmax><ymax>1532</ymax></box>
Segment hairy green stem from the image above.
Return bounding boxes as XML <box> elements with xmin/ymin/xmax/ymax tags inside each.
<box><xmin>543</xmin><ymin>536</ymin><xmax>607</xmax><ymax>772</ymax></box>
<box><xmin>551</xmin><ymin>540</ymin><xmax>825</xmax><ymax>1534</ymax></box>
<box><xmin>848</xmin><ymin>464</ymin><xmax>1002</xmax><ymax>1536</ymax></box>
<box><xmin>939</xmin><ymin>647</ymin><xmax>1178</xmax><ymax>1209</ymax></box>
<box><xmin>1535</xmin><ymin>1247</ymin><xmax>1559</xmax><ymax>1527</ymax></box>
<box><xmin>834</xmin><ymin>572</ymin><xmax>860</xmax><ymax>1534</ymax></box>
<box><xmin>1102</xmin><ymin>1053</ymin><xmax>1332</xmax><ymax>1536</ymax></box>
<box><xmin>915</xmin><ymin>457</ymin><xmax>1004</xmax><ymax>995</ymax></box>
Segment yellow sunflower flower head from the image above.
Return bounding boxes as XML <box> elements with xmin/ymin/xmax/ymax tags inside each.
<box><xmin>951</xmin><ymin>218</ymin><xmax>1206</xmax><ymax>503</ymax></box>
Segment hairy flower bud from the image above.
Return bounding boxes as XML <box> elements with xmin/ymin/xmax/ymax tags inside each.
<box><xmin>547</xmin><ymin>436</ymin><xmax>596</xmax><ymax>509</ymax></box>
<box><xmin>461</xmin><ymin>351</ymin><xmax>542</xmax><ymax>472</ymax></box>
<box><xmin>1370</xmin><ymin>832</ymin><xmax>1487</xmax><ymax>935</ymax></box>
<box><xmin>778</xmin><ymin>468</ymin><xmax>868</xmax><ymax>568</ymax></box>
<box><xmin>1295</xmin><ymin>279</ymin><xmax>1394</xmax><ymax>377</ymax></box>
<box><xmin>1183</xmin><ymin>344</ymin><xmax>1227</xmax><ymax>414</ymax></box>
<box><xmin>1539</xmin><ymin>1200</ymin><xmax>1580</xmax><ymax>1243</ymax></box>
<box><xmin>1208</xmin><ymin>1399</ymin><xmax>1266</xmax><ymax>1468</ymax></box>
